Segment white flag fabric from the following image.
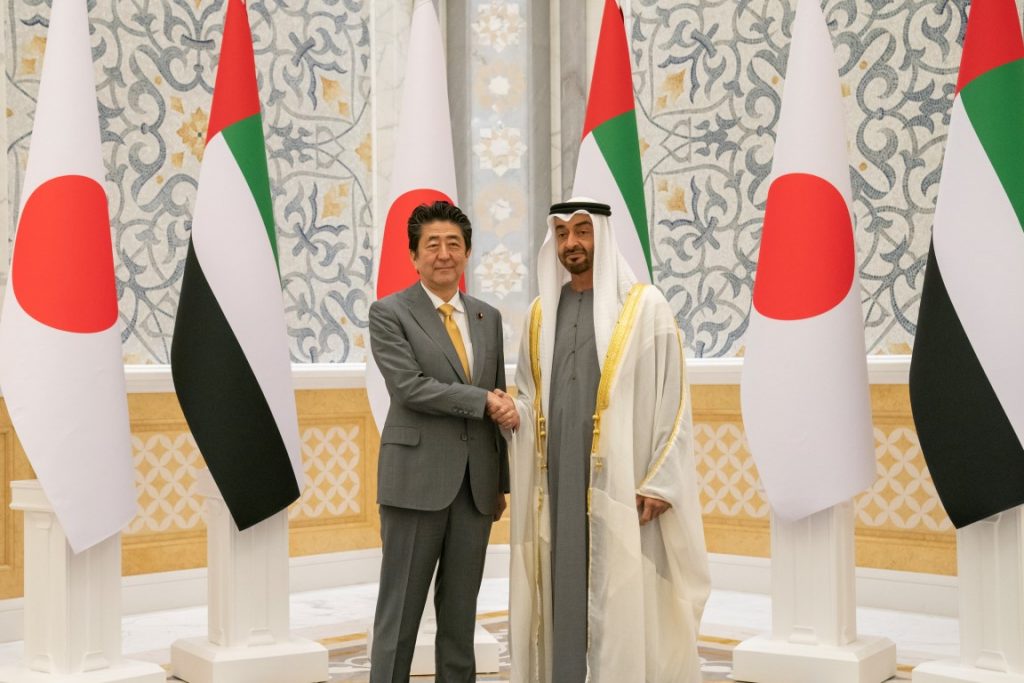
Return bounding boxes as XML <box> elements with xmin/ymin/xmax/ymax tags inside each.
<box><xmin>368</xmin><ymin>0</ymin><xmax>459</xmax><ymax>430</ymax></box>
<box><xmin>740</xmin><ymin>0</ymin><xmax>875</xmax><ymax>521</ymax></box>
<box><xmin>0</xmin><ymin>0</ymin><xmax>136</xmax><ymax>552</ymax></box>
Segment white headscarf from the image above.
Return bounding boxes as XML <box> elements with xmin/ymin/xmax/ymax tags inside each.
<box><xmin>535</xmin><ymin>197</ymin><xmax>638</xmax><ymax>416</ymax></box>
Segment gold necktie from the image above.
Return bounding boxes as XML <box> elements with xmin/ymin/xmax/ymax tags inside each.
<box><xmin>439</xmin><ymin>303</ymin><xmax>471</xmax><ymax>381</ymax></box>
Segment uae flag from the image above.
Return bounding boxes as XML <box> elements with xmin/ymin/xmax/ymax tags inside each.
<box><xmin>909</xmin><ymin>0</ymin><xmax>1024</xmax><ymax>529</ymax></box>
<box><xmin>0</xmin><ymin>0</ymin><xmax>136</xmax><ymax>553</ymax></box>
<box><xmin>367</xmin><ymin>0</ymin><xmax>459</xmax><ymax>429</ymax></box>
<box><xmin>740</xmin><ymin>0</ymin><xmax>875</xmax><ymax>521</ymax></box>
<box><xmin>171</xmin><ymin>0</ymin><xmax>302</xmax><ymax>530</ymax></box>
<box><xmin>572</xmin><ymin>0</ymin><xmax>651</xmax><ymax>282</ymax></box>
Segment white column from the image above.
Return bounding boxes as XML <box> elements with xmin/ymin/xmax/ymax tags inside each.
<box><xmin>732</xmin><ymin>502</ymin><xmax>897</xmax><ymax>683</ymax></box>
<box><xmin>170</xmin><ymin>470</ymin><xmax>328</xmax><ymax>683</ymax></box>
<box><xmin>0</xmin><ymin>480</ymin><xmax>164</xmax><ymax>683</ymax></box>
<box><xmin>914</xmin><ymin>506</ymin><xmax>1024</xmax><ymax>683</ymax></box>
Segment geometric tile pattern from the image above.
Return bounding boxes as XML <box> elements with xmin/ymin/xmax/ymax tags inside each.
<box><xmin>128</xmin><ymin>431</ymin><xmax>204</xmax><ymax>534</ymax></box>
<box><xmin>290</xmin><ymin>425</ymin><xmax>363</xmax><ymax>521</ymax></box>
<box><xmin>694</xmin><ymin>420</ymin><xmax>953</xmax><ymax>533</ymax></box>
<box><xmin>124</xmin><ymin>422</ymin><xmax>364</xmax><ymax>535</ymax></box>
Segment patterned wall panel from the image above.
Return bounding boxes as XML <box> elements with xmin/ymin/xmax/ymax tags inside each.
<box><xmin>5</xmin><ymin>0</ymin><xmax>373</xmax><ymax>364</ymax></box>
<box><xmin>0</xmin><ymin>384</ymin><xmax>951</xmax><ymax>600</ymax></box>
<box><xmin>693</xmin><ymin>384</ymin><xmax>956</xmax><ymax>575</ymax></box>
<box><xmin>468</xmin><ymin>0</ymin><xmax>534</xmax><ymax>357</ymax></box>
<box><xmin>632</xmin><ymin>0</ymin><xmax>967</xmax><ymax>356</ymax></box>
<box><xmin>118</xmin><ymin>389</ymin><xmax>378</xmax><ymax>576</ymax></box>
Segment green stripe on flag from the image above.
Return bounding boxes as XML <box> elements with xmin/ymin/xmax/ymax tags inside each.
<box><xmin>591</xmin><ymin>109</ymin><xmax>651</xmax><ymax>275</ymax></box>
<box><xmin>222</xmin><ymin>113</ymin><xmax>278</xmax><ymax>265</ymax></box>
<box><xmin>961</xmin><ymin>58</ymin><xmax>1024</xmax><ymax>232</ymax></box>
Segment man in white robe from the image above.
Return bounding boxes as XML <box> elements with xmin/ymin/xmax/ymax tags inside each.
<box><xmin>505</xmin><ymin>198</ymin><xmax>710</xmax><ymax>683</ymax></box>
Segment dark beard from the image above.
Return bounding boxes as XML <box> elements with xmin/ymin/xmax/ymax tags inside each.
<box><xmin>559</xmin><ymin>249</ymin><xmax>593</xmax><ymax>274</ymax></box>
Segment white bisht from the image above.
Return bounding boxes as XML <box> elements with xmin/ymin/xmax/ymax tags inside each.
<box><xmin>507</xmin><ymin>198</ymin><xmax>710</xmax><ymax>683</ymax></box>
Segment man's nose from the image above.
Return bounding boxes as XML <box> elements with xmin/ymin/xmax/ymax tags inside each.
<box><xmin>565</xmin><ymin>232</ymin><xmax>580</xmax><ymax>249</ymax></box>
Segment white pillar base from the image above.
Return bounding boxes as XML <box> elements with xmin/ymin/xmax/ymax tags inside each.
<box><xmin>170</xmin><ymin>471</ymin><xmax>327</xmax><ymax>683</ymax></box>
<box><xmin>3</xmin><ymin>481</ymin><xmax>164</xmax><ymax>683</ymax></box>
<box><xmin>0</xmin><ymin>661</ymin><xmax>165</xmax><ymax>683</ymax></box>
<box><xmin>733</xmin><ymin>503</ymin><xmax>896</xmax><ymax>683</ymax></box>
<box><xmin>912</xmin><ymin>507</ymin><xmax>1024</xmax><ymax>683</ymax></box>
<box><xmin>732</xmin><ymin>633</ymin><xmax>896</xmax><ymax>683</ymax></box>
<box><xmin>172</xmin><ymin>637</ymin><xmax>328</xmax><ymax>683</ymax></box>
<box><xmin>914</xmin><ymin>660</ymin><xmax>1024</xmax><ymax>683</ymax></box>
<box><xmin>365</xmin><ymin>621</ymin><xmax>501</xmax><ymax>675</ymax></box>
<box><xmin>409</xmin><ymin>623</ymin><xmax>500</xmax><ymax>675</ymax></box>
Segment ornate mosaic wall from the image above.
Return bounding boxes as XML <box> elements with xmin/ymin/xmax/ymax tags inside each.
<box><xmin>468</xmin><ymin>0</ymin><xmax>533</xmax><ymax>356</ymax></box>
<box><xmin>4</xmin><ymin>0</ymin><xmax>971</xmax><ymax>361</ymax></box>
<box><xmin>5</xmin><ymin>0</ymin><xmax>374</xmax><ymax>364</ymax></box>
<box><xmin>632</xmin><ymin>0</ymin><xmax>968</xmax><ymax>357</ymax></box>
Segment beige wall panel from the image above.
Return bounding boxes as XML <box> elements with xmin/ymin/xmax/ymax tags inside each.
<box><xmin>0</xmin><ymin>383</ymin><xmax>956</xmax><ymax>600</ymax></box>
<box><xmin>692</xmin><ymin>385</ymin><xmax>956</xmax><ymax>576</ymax></box>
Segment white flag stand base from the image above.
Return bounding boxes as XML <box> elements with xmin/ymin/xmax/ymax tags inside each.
<box><xmin>0</xmin><ymin>481</ymin><xmax>164</xmax><ymax>683</ymax></box>
<box><xmin>366</xmin><ymin>621</ymin><xmax>500</xmax><ymax>676</ymax></box>
<box><xmin>732</xmin><ymin>502</ymin><xmax>896</xmax><ymax>683</ymax></box>
<box><xmin>365</xmin><ymin>580</ymin><xmax>501</xmax><ymax>675</ymax></box>
<box><xmin>170</xmin><ymin>471</ymin><xmax>328</xmax><ymax>683</ymax></box>
<box><xmin>913</xmin><ymin>507</ymin><xmax>1024</xmax><ymax>683</ymax></box>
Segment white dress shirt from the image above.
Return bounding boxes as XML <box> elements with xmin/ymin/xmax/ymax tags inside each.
<box><xmin>421</xmin><ymin>282</ymin><xmax>475</xmax><ymax>378</ymax></box>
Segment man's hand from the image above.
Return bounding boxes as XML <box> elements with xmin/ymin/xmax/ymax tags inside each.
<box><xmin>487</xmin><ymin>389</ymin><xmax>520</xmax><ymax>431</ymax></box>
<box><xmin>636</xmin><ymin>494</ymin><xmax>671</xmax><ymax>526</ymax></box>
<box><xmin>494</xmin><ymin>493</ymin><xmax>507</xmax><ymax>521</ymax></box>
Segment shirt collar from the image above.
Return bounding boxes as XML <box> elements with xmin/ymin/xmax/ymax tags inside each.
<box><xmin>420</xmin><ymin>282</ymin><xmax>465</xmax><ymax>313</ymax></box>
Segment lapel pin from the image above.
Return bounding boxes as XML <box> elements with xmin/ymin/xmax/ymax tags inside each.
<box><xmin>477</xmin><ymin>312</ymin><xmax>484</xmax><ymax>319</ymax></box>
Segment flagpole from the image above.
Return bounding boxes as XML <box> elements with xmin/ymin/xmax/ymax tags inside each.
<box><xmin>913</xmin><ymin>507</ymin><xmax>1024</xmax><ymax>682</ymax></box>
<box><xmin>732</xmin><ymin>502</ymin><xmax>896</xmax><ymax>683</ymax></box>
<box><xmin>0</xmin><ymin>481</ymin><xmax>165</xmax><ymax>683</ymax></box>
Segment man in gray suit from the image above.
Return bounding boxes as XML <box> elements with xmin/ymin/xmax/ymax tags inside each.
<box><xmin>368</xmin><ymin>201</ymin><xmax>519</xmax><ymax>683</ymax></box>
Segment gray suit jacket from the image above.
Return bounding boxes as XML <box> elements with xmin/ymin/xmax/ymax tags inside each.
<box><xmin>369</xmin><ymin>283</ymin><xmax>510</xmax><ymax>515</ymax></box>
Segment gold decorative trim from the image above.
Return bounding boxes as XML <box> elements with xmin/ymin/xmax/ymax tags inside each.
<box><xmin>591</xmin><ymin>284</ymin><xmax>647</xmax><ymax>458</ymax></box>
<box><xmin>638</xmin><ymin>325</ymin><xmax>688</xmax><ymax>489</ymax></box>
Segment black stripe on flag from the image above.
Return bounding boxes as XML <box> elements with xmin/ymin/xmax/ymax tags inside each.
<box><xmin>909</xmin><ymin>244</ymin><xmax>1024</xmax><ymax>528</ymax></box>
<box><xmin>171</xmin><ymin>241</ymin><xmax>300</xmax><ymax>530</ymax></box>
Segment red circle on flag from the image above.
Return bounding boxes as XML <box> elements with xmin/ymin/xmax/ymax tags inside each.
<box><xmin>379</xmin><ymin>188</ymin><xmax>457</xmax><ymax>298</ymax></box>
<box><xmin>752</xmin><ymin>173</ymin><xmax>855</xmax><ymax>320</ymax></box>
<box><xmin>12</xmin><ymin>175</ymin><xmax>118</xmax><ymax>333</ymax></box>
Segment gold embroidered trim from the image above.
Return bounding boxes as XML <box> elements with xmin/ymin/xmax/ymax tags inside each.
<box><xmin>590</xmin><ymin>284</ymin><xmax>648</xmax><ymax>459</ymax></box>
<box><xmin>638</xmin><ymin>325</ymin><xmax>688</xmax><ymax>490</ymax></box>
<box><xmin>528</xmin><ymin>298</ymin><xmax>547</xmax><ymax>470</ymax></box>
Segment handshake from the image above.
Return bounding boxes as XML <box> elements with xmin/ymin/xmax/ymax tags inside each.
<box><xmin>486</xmin><ymin>388</ymin><xmax>520</xmax><ymax>432</ymax></box>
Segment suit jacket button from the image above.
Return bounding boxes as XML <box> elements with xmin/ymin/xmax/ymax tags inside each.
<box><xmin>461</xmin><ymin>433</ymin><xmax>468</xmax><ymax>441</ymax></box>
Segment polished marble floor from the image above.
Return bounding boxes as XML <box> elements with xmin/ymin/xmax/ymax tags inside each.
<box><xmin>0</xmin><ymin>578</ymin><xmax>954</xmax><ymax>680</ymax></box>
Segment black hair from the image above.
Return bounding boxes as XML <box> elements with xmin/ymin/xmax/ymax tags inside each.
<box><xmin>408</xmin><ymin>201</ymin><xmax>472</xmax><ymax>253</ymax></box>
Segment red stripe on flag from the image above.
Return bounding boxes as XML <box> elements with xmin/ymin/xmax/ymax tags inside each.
<box><xmin>12</xmin><ymin>176</ymin><xmax>118</xmax><ymax>333</ymax></box>
<box><xmin>752</xmin><ymin>173</ymin><xmax>855</xmax><ymax>320</ymax></box>
<box><xmin>378</xmin><ymin>189</ymin><xmax>461</xmax><ymax>298</ymax></box>
<box><xmin>581</xmin><ymin>0</ymin><xmax>634</xmax><ymax>140</ymax></box>
<box><xmin>207</xmin><ymin>0</ymin><xmax>261</xmax><ymax>143</ymax></box>
<box><xmin>956</xmin><ymin>0</ymin><xmax>1024</xmax><ymax>94</ymax></box>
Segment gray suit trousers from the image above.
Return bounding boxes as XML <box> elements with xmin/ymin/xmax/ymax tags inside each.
<box><xmin>369</xmin><ymin>472</ymin><xmax>493</xmax><ymax>683</ymax></box>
